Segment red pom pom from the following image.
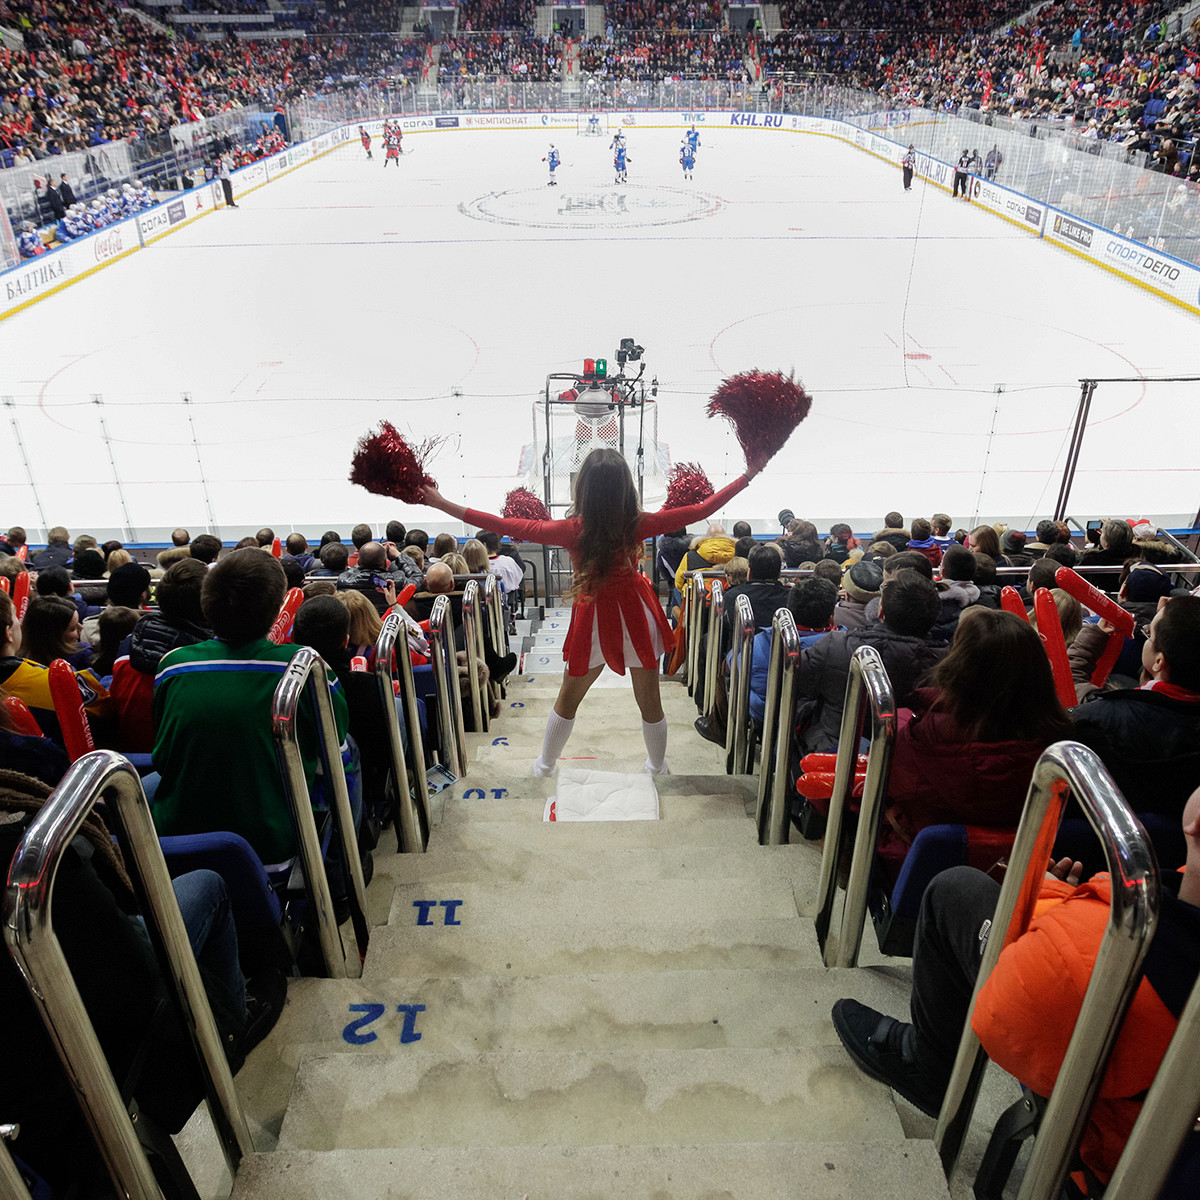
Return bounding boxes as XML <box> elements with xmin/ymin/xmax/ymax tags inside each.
<box><xmin>663</xmin><ymin>462</ymin><xmax>714</xmax><ymax>510</ymax></box>
<box><xmin>348</xmin><ymin>422</ymin><xmax>439</xmax><ymax>502</ymax></box>
<box><xmin>502</xmin><ymin>487</ymin><xmax>550</xmax><ymax>521</ymax></box>
<box><xmin>706</xmin><ymin>370</ymin><xmax>813</xmax><ymax>473</ymax></box>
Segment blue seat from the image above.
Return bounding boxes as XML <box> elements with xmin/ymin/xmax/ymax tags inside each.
<box><xmin>870</xmin><ymin>823</ymin><xmax>1017</xmax><ymax>957</ymax></box>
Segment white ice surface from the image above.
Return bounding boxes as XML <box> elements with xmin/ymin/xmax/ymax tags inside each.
<box><xmin>3</xmin><ymin>123</ymin><xmax>1198</xmax><ymax>540</ymax></box>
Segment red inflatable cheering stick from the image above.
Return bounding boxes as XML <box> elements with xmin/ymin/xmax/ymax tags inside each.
<box><xmin>268</xmin><ymin>587</ymin><xmax>304</xmax><ymax>644</ymax></box>
<box><xmin>48</xmin><ymin>659</ymin><xmax>96</xmax><ymax>763</ymax></box>
<box><xmin>12</xmin><ymin>569</ymin><xmax>30</xmax><ymax>620</ymax></box>
<box><xmin>1054</xmin><ymin>567</ymin><xmax>1135</xmax><ymax>687</ymax></box>
<box><xmin>1000</xmin><ymin>586</ymin><xmax>1029</xmax><ymax>621</ymax></box>
<box><xmin>1033</xmin><ymin>587</ymin><xmax>1077</xmax><ymax>708</ymax></box>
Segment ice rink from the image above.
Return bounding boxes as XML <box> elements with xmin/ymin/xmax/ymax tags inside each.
<box><xmin>4</xmin><ymin>121</ymin><xmax>1199</xmax><ymax>541</ymax></box>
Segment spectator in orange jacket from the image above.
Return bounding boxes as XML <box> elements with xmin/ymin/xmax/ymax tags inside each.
<box><xmin>832</xmin><ymin>784</ymin><xmax>1200</xmax><ymax>1190</ymax></box>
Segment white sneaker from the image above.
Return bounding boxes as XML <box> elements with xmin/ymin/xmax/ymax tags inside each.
<box><xmin>532</xmin><ymin>758</ymin><xmax>556</xmax><ymax>778</ymax></box>
<box><xmin>644</xmin><ymin>758</ymin><xmax>670</xmax><ymax>776</ymax></box>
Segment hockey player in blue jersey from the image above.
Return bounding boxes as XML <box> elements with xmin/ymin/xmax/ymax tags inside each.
<box><xmin>17</xmin><ymin>222</ymin><xmax>44</xmax><ymax>258</ymax></box>
<box><xmin>680</xmin><ymin>142</ymin><xmax>695</xmax><ymax>180</ymax></box>
<box><xmin>686</xmin><ymin>125</ymin><xmax>700</xmax><ymax>154</ymax></box>
<box><xmin>543</xmin><ymin>144</ymin><xmax>560</xmax><ymax>186</ymax></box>
<box><xmin>609</xmin><ymin>130</ymin><xmax>625</xmax><ymax>153</ymax></box>
<box><xmin>614</xmin><ymin>143</ymin><xmax>630</xmax><ymax>184</ymax></box>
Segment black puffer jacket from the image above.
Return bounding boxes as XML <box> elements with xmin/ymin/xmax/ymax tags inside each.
<box><xmin>794</xmin><ymin>624</ymin><xmax>948</xmax><ymax>754</ymax></box>
<box><xmin>1069</xmin><ymin>688</ymin><xmax>1200</xmax><ymax>818</ymax></box>
<box><xmin>127</xmin><ymin>613</ymin><xmax>211</xmax><ymax>674</ymax></box>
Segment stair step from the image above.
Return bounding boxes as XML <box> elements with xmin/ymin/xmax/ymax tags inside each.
<box><xmin>231</xmin><ymin>1140</ymin><xmax>951</xmax><ymax>1199</ymax></box>
<box><xmin>428</xmin><ymin>815</ymin><xmax>762</xmax><ymax>851</ymax></box>
<box><xmin>384</xmin><ymin>876</ymin><xmax>801</xmax><ymax>929</ymax></box>
<box><xmin>439</xmin><ymin>791</ymin><xmax>750</xmax><ymax>824</ymax></box>
<box><xmin>277</xmin><ymin>1046</ymin><xmax>907</xmax><ymax>1151</ymax></box>
<box><xmin>363</xmin><ymin>916</ymin><xmax>819</xmax><ymax>978</ymax></box>
<box><xmin>374</xmin><ymin>840</ymin><xmax>822</xmax><ymax>889</ymax></box>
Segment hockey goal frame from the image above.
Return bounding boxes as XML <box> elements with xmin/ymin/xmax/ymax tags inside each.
<box><xmin>576</xmin><ymin>111</ymin><xmax>610</xmax><ymax>137</ymax></box>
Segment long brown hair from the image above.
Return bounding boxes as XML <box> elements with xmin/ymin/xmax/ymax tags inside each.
<box><xmin>568</xmin><ymin>448</ymin><xmax>642</xmax><ymax>596</ymax></box>
<box><xmin>929</xmin><ymin>608</ymin><xmax>1072</xmax><ymax>743</ymax></box>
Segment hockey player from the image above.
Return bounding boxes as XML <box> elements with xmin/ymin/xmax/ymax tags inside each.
<box><xmin>614</xmin><ymin>142</ymin><xmax>630</xmax><ymax>184</ymax></box>
<box><xmin>384</xmin><ymin>127</ymin><xmax>401</xmax><ymax>168</ymax></box>
<box><xmin>137</xmin><ymin>183</ymin><xmax>155</xmax><ymax>209</ymax></box>
<box><xmin>685</xmin><ymin>125</ymin><xmax>700</xmax><ymax>155</ymax></box>
<box><xmin>91</xmin><ymin>199</ymin><xmax>109</xmax><ymax>227</ymax></box>
<box><xmin>679</xmin><ymin>141</ymin><xmax>695</xmax><ymax>180</ymax></box>
<box><xmin>121</xmin><ymin>184</ymin><xmax>139</xmax><ymax>217</ymax></box>
<box><xmin>17</xmin><ymin>221</ymin><xmax>44</xmax><ymax>258</ymax></box>
<box><xmin>609</xmin><ymin>129</ymin><xmax>626</xmax><ymax>153</ymax></box>
<box><xmin>543</xmin><ymin>144</ymin><xmax>561</xmax><ymax>186</ymax></box>
<box><xmin>359</xmin><ymin>125</ymin><xmax>372</xmax><ymax>159</ymax></box>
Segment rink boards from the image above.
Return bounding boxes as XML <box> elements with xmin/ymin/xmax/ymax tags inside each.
<box><xmin>2</xmin><ymin>110</ymin><xmax>1198</xmax><ymax>322</ymax></box>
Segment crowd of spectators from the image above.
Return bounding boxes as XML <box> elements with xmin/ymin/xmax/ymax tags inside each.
<box><xmin>1</xmin><ymin>498</ymin><xmax>1198</xmax><ymax>1191</ymax></box>
<box><xmin>2</xmin><ymin>0</ymin><xmax>1197</xmax><ymax>190</ymax></box>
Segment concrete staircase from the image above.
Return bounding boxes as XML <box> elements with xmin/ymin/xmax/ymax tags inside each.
<box><xmin>177</xmin><ymin>602</ymin><xmax>991</xmax><ymax>1198</ymax></box>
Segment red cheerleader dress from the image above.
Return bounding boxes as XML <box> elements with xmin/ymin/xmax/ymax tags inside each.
<box><xmin>466</xmin><ymin>474</ymin><xmax>750</xmax><ymax>677</ymax></box>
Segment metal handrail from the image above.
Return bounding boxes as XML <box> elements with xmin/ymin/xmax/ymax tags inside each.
<box><xmin>270</xmin><ymin>648</ymin><xmax>368</xmax><ymax>979</ymax></box>
<box><xmin>482</xmin><ymin>572</ymin><xmax>508</xmax><ymax>661</ymax></box>
<box><xmin>934</xmin><ymin>742</ymin><xmax>1159</xmax><ymax>1195</ymax></box>
<box><xmin>702</xmin><ymin>577</ymin><xmax>725</xmax><ymax>718</ymax></box>
<box><xmin>725</xmin><ymin>593</ymin><xmax>756</xmax><ymax>776</ymax></box>
<box><xmin>461</xmin><ymin>579</ymin><xmax>489</xmax><ymax>735</ymax></box>
<box><xmin>813</xmin><ymin>645</ymin><xmax>897</xmax><ymax>969</ymax></box>
<box><xmin>685</xmin><ymin>575</ymin><xmax>707</xmax><ymax>695</ymax></box>
<box><xmin>374</xmin><ymin>611</ymin><xmax>430</xmax><ymax>854</ymax></box>
<box><xmin>755</xmin><ymin>608</ymin><xmax>803</xmax><ymax>846</ymax></box>
<box><xmin>2</xmin><ymin>751</ymin><xmax>253</xmax><ymax>1199</ymax></box>
<box><xmin>1105</xmin><ymin>956</ymin><xmax>1200</xmax><ymax>1196</ymax></box>
<box><xmin>428</xmin><ymin>594</ymin><xmax>469</xmax><ymax>779</ymax></box>
<box><xmin>0</xmin><ymin>1134</ymin><xmax>28</xmax><ymax>1200</ymax></box>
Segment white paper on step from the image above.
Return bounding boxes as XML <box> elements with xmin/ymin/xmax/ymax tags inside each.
<box><xmin>543</xmin><ymin>769</ymin><xmax>661</xmax><ymax>822</ymax></box>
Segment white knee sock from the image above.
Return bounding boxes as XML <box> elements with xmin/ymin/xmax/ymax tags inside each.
<box><xmin>642</xmin><ymin>717</ymin><xmax>669</xmax><ymax>774</ymax></box>
<box><xmin>533</xmin><ymin>710</ymin><xmax>575</xmax><ymax>776</ymax></box>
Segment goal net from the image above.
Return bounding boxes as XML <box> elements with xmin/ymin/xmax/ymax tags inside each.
<box><xmin>528</xmin><ymin>392</ymin><xmax>667</xmax><ymax>513</ymax></box>
<box><xmin>576</xmin><ymin>111</ymin><xmax>609</xmax><ymax>137</ymax></box>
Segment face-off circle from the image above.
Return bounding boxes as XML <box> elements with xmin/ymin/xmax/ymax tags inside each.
<box><xmin>459</xmin><ymin>185</ymin><xmax>722</xmax><ymax>230</ymax></box>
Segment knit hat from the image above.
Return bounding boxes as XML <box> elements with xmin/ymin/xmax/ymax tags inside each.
<box><xmin>1001</xmin><ymin>530</ymin><xmax>1027</xmax><ymax>554</ymax></box>
<box><xmin>1128</xmin><ymin>518</ymin><xmax>1156</xmax><ymax>540</ymax></box>
<box><xmin>843</xmin><ymin>560</ymin><xmax>883</xmax><ymax>603</ymax></box>
<box><xmin>1123</xmin><ymin>564</ymin><xmax>1172</xmax><ymax>602</ymax></box>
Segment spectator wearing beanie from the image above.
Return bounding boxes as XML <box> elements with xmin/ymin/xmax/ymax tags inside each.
<box><xmin>1002</xmin><ymin>529</ymin><xmax>1033</xmax><ymax>568</ymax></box>
<box><xmin>81</xmin><ymin>564</ymin><xmax>151</xmax><ymax>648</ymax></box>
<box><xmin>835</xmin><ymin>560</ymin><xmax>883</xmax><ymax>630</ymax></box>
<box><xmin>907</xmin><ymin>517</ymin><xmax>942</xmax><ymax>568</ymax></box>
